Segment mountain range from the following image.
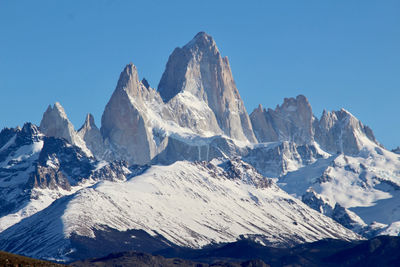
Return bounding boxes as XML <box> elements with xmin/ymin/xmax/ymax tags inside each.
<box><xmin>1</xmin><ymin>32</ymin><xmax>399</xmax><ymax>263</ymax></box>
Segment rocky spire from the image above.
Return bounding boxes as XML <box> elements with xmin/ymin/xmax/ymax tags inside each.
<box><xmin>79</xmin><ymin>113</ymin><xmax>96</xmax><ymax>131</ymax></box>
<box><xmin>158</xmin><ymin>32</ymin><xmax>257</xmax><ymax>143</ymax></box>
<box><xmin>250</xmin><ymin>95</ymin><xmax>314</xmax><ymax>144</ymax></box>
<box><xmin>314</xmin><ymin>108</ymin><xmax>380</xmax><ymax>155</ymax></box>
<box><xmin>78</xmin><ymin>114</ymin><xmax>104</xmax><ymax>159</ymax></box>
<box><xmin>101</xmin><ymin>63</ymin><xmax>156</xmax><ymax>165</ymax></box>
<box><xmin>39</xmin><ymin>102</ymin><xmax>92</xmax><ymax>156</ymax></box>
<box><xmin>250</xmin><ymin>95</ymin><xmax>380</xmax><ymax>155</ymax></box>
<box><xmin>249</xmin><ymin>104</ymin><xmax>279</xmax><ymax>142</ymax></box>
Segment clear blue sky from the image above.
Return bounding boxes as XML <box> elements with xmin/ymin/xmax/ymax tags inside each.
<box><xmin>1</xmin><ymin>0</ymin><xmax>399</xmax><ymax>148</ymax></box>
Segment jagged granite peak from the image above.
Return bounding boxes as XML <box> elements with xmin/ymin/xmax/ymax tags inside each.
<box><xmin>39</xmin><ymin>102</ymin><xmax>92</xmax><ymax>156</ymax></box>
<box><xmin>78</xmin><ymin>114</ymin><xmax>104</xmax><ymax>159</ymax></box>
<box><xmin>314</xmin><ymin>108</ymin><xmax>380</xmax><ymax>155</ymax></box>
<box><xmin>157</xmin><ymin>32</ymin><xmax>218</xmax><ymax>102</ymax></box>
<box><xmin>243</xmin><ymin>141</ymin><xmax>325</xmax><ymax>177</ymax></box>
<box><xmin>101</xmin><ymin>63</ymin><xmax>157</xmax><ymax>165</ymax></box>
<box><xmin>79</xmin><ymin>113</ymin><xmax>96</xmax><ymax>130</ymax></box>
<box><xmin>250</xmin><ymin>95</ymin><xmax>314</xmax><ymax>144</ymax></box>
<box><xmin>158</xmin><ymin>32</ymin><xmax>257</xmax><ymax>143</ymax></box>
<box><xmin>115</xmin><ymin>63</ymin><xmax>145</xmax><ymax>99</ymax></box>
<box><xmin>186</xmin><ymin>31</ymin><xmax>216</xmax><ymax>49</ymax></box>
<box><xmin>249</xmin><ymin>104</ymin><xmax>278</xmax><ymax>143</ymax></box>
<box><xmin>0</xmin><ymin>122</ymin><xmax>43</xmax><ymax>167</ymax></box>
<box><xmin>250</xmin><ymin>96</ymin><xmax>381</xmax><ymax>156</ymax></box>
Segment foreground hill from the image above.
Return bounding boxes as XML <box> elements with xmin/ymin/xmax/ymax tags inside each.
<box><xmin>0</xmin><ymin>250</ymin><xmax>64</xmax><ymax>266</ymax></box>
<box><xmin>71</xmin><ymin>236</ymin><xmax>400</xmax><ymax>267</ymax></box>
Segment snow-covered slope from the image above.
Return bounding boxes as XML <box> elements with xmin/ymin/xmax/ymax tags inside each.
<box><xmin>0</xmin><ymin>159</ymin><xmax>360</xmax><ymax>261</ymax></box>
<box><xmin>0</xmin><ymin>124</ymin><xmax>130</xmax><ymax>233</ymax></box>
<box><xmin>246</xmin><ymin>95</ymin><xmax>400</xmax><ymax>236</ymax></box>
<box><xmin>275</xmin><ymin>141</ymin><xmax>400</xmax><ymax>235</ymax></box>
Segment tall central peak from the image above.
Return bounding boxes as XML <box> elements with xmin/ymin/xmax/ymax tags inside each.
<box><xmin>158</xmin><ymin>32</ymin><xmax>257</xmax><ymax>143</ymax></box>
<box><xmin>158</xmin><ymin>32</ymin><xmax>221</xmax><ymax>103</ymax></box>
<box><xmin>183</xmin><ymin>31</ymin><xmax>218</xmax><ymax>52</ymax></box>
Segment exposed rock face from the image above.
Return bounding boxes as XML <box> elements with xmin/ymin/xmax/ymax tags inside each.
<box><xmin>100</xmin><ymin>33</ymin><xmax>260</xmax><ymax>165</ymax></box>
<box><xmin>39</xmin><ymin>103</ymin><xmax>92</xmax><ymax>156</ymax></box>
<box><xmin>0</xmin><ymin>122</ymin><xmax>132</xmax><ymax>232</ymax></box>
<box><xmin>250</xmin><ymin>95</ymin><xmax>314</xmax><ymax>144</ymax></box>
<box><xmin>29</xmin><ymin>165</ymin><xmax>71</xmax><ymax>191</ymax></box>
<box><xmin>152</xmin><ymin>136</ymin><xmax>248</xmax><ymax>165</ymax></box>
<box><xmin>101</xmin><ymin>64</ymin><xmax>158</xmax><ymax>165</ymax></box>
<box><xmin>302</xmin><ymin>188</ymin><xmax>334</xmax><ymax>215</ymax></box>
<box><xmin>31</xmin><ymin>136</ymin><xmax>94</xmax><ymax>189</ymax></box>
<box><xmin>251</xmin><ymin>96</ymin><xmax>379</xmax><ymax>156</ymax></box>
<box><xmin>314</xmin><ymin>109</ymin><xmax>379</xmax><ymax>155</ymax></box>
<box><xmin>78</xmin><ymin>114</ymin><xmax>104</xmax><ymax>159</ymax></box>
<box><xmin>89</xmin><ymin>161</ymin><xmax>130</xmax><ymax>182</ymax></box>
<box><xmin>243</xmin><ymin>142</ymin><xmax>324</xmax><ymax>177</ymax></box>
<box><xmin>0</xmin><ymin>123</ymin><xmax>44</xmax><ymax>217</ymax></box>
<box><xmin>301</xmin><ymin>188</ymin><xmax>367</xmax><ymax>233</ymax></box>
<box><xmin>158</xmin><ymin>32</ymin><xmax>257</xmax><ymax>143</ymax></box>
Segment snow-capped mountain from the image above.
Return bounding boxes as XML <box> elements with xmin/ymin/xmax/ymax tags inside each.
<box><xmin>0</xmin><ymin>31</ymin><xmax>399</xmax><ymax>262</ymax></box>
<box><xmin>0</xmin><ymin>123</ymin><xmax>129</xmax><ymax>233</ymax></box>
<box><xmin>158</xmin><ymin>32</ymin><xmax>256</xmax><ymax>143</ymax></box>
<box><xmin>248</xmin><ymin>96</ymin><xmax>400</xmax><ymax>236</ymax></box>
<box><xmin>0</xmin><ymin>158</ymin><xmax>360</xmax><ymax>261</ymax></box>
<box><xmin>100</xmin><ymin>32</ymin><xmax>257</xmax><ymax>165</ymax></box>
<box><xmin>249</xmin><ymin>94</ymin><xmax>380</xmax><ymax>155</ymax></box>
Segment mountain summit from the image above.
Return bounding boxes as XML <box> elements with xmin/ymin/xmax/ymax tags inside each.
<box><xmin>158</xmin><ymin>32</ymin><xmax>257</xmax><ymax>143</ymax></box>
<box><xmin>158</xmin><ymin>32</ymin><xmax>220</xmax><ymax>102</ymax></box>
<box><xmin>39</xmin><ymin>102</ymin><xmax>92</xmax><ymax>156</ymax></box>
<box><xmin>251</xmin><ymin>95</ymin><xmax>314</xmax><ymax>144</ymax></box>
<box><xmin>101</xmin><ymin>63</ymin><xmax>157</xmax><ymax>164</ymax></box>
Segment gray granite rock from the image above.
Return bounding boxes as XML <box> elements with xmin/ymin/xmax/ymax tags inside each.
<box><xmin>39</xmin><ymin>102</ymin><xmax>92</xmax><ymax>156</ymax></box>
<box><xmin>78</xmin><ymin>113</ymin><xmax>104</xmax><ymax>159</ymax></box>
<box><xmin>314</xmin><ymin>108</ymin><xmax>379</xmax><ymax>155</ymax></box>
<box><xmin>250</xmin><ymin>95</ymin><xmax>314</xmax><ymax>144</ymax></box>
<box><xmin>101</xmin><ymin>64</ymin><xmax>157</xmax><ymax>165</ymax></box>
<box><xmin>158</xmin><ymin>32</ymin><xmax>257</xmax><ymax>143</ymax></box>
